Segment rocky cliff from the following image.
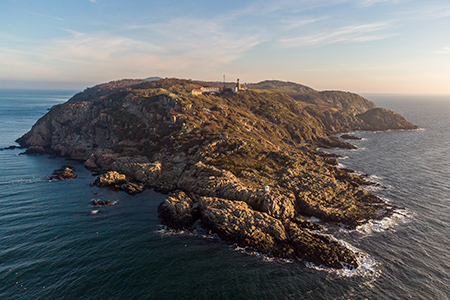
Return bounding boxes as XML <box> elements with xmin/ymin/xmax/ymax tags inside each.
<box><xmin>17</xmin><ymin>78</ymin><xmax>417</xmax><ymax>269</ymax></box>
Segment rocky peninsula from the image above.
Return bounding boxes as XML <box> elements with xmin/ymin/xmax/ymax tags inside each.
<box><xmin>17</xmin><ymin>78</ymin><xmax>417</xmax><ymax>269</ymax></box>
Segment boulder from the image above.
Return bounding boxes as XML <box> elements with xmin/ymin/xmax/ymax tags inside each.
<box><xmin>90</xmin><ymin>171</ymin><xmax>145</xmax><ymax>195</ymax></box>
<box><xmin>50</xmin><ymin>166</ymin><xmax>77</xmax><ymax>180</ymax></box>
<box><xmin>92</xmin><ymin>171</ymin><xmax>127</xmax><ymax>187</ymax></box>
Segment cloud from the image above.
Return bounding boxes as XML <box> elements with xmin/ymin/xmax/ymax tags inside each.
<box><xmin>47</xmin><ymin>33</ymin><xmax>164</xmax><ymax>60</ymax></box>
<box><xmin>0</xmin><ymin>13</ymin><xmax>265</xmax><ymax>82</ymax></box>
<box><xmin>279</xmin><ymin>22</ymin><xmax>393</xmax><ymax>47</ymax></box>
<box><xmin>281</xmin><ymin>17</ymin><xmax>328</xmax><ymax>30</ymax></box>
<box><xmin>400</xmin><ymin>3</ymin><xmax>450</xmax><ymax>20</ymax></box>
<box><xmin>149</xmin><ymin>17</ymin><xmax>264</xmax><ymax>61</ymax></box>
<box><xmin>0</xmin><ymin>0</ymin><xmax>423</xmax><ymax>85</ymax></box>
<box><xmin>424</xmin><ymin>6</ymin><xmax>450</xmax><ymax>19</ymax></box>
<box><xmin>23</xmin><ymin>10</ymin><xmax>64</xmax><ymax>21</ymax></box>
<box><xmin>432</xmin><ymin>47</ymin><xmax>450</xmax><ymax>55</ymax></box>
<box><xmin>355</xmin><ymin>0</ymin><xmax>402</xmax><ymax>7</ymax></box>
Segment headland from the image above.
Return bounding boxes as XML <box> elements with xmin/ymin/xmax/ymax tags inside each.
<box><xmin>16</xmin><ymin>78</ymin><xmax>417</xmax><ymax>269</ymax></box>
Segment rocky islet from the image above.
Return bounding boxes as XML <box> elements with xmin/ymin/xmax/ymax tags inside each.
<box><xmin>16</xmin><ymin>78</ymin><xmax>418</xmax><ymax>269</ymax></box>
<box><xmin>50</xmin><ymin>166</ymin><xmax>77</xmax><ymax>181</ymax></box>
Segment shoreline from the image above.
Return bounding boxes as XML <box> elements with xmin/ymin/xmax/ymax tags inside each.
<box><xmin>14</xmin><ymin>78</ymin><xmax>418</xmax><ymax>269</ymax></box>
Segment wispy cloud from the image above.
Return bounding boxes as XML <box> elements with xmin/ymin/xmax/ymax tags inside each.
<box><xmin>149</xmin><ymin>17</ymin><xmax>264</xmax><ymax>61</ymax></box>
<box><xmin>279</xmin><ymin>22</ymin><xmax>393</xmax><ymax>47</ymax></box>
<box><xmin>46</xmin><ymin>33</ymin><xmax>165</xmax><ymax>61</ymax></box>
<box><xmin>0</xmin><ymin>12</ymin><xmax>266</xmax><ymax>82</ymax></box>
<box><xmin>355</xmin><ymin>0</ymin><xmax>402</xmax><ymax>8</ymax></box>
<box><xmin>400</xmin><ymin>3</ymin><xmax>450</xmax><ymax>20</ymax></box>
<box><xmin>281</xmin><ymin>17</ymin><xmax>328</xmax><ymax>30</ymax></box>
<box><xmin>432</xmin><ymin>47</ymin><xmax>450</xmax><ymax>55</ymax></box>
<box><xmin>23</xmin><ymin>10</ymin><xmax>64</xmax><ymax>21</ymax></box>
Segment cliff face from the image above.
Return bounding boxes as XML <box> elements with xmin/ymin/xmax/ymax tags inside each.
<box><xmin>17</xmin><ymin>78</ymin><xmax>417</xmax><ymax>269</ymax></box>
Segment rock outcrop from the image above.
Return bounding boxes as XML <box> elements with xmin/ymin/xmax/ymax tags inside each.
<box><xmin>158</xmin><ymin>191</ymin><xmax>197</xmax><ymax>230</ymax></box>
<box><xmin>91</xmin><ymin>199</ymin><xmax>115</xmax><ymax>206</ymax></box>
<box><xmin>16</xmin><ymin>78</ymin><xmax>418</xmax><ymax>269</ymax></box>
<box><xmin>50</xmin><ymin>166</ymin><xmax>77</xmax><ymax>181</ymax></box>
<box><xmin>357</xmin><ymin>108</ymin><xmax>418</xmax><ymax>131</ymax></box>
<box><xmin>341</xmin><ymin>134</ymin><xmax>362</xmax><ymax>140</ymax></box>
<box><xmin>159</xmin><ymin>192</ymin><xmax>359</xmax><ymax>269</ymax></box>
<box><xmin>90</xmin><ymin>171</ymin><xmax>144</xmax><ymax>195</ymax></box>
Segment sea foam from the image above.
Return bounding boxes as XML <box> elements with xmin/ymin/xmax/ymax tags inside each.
<box><xmin>356</xmin><ymin>209</ymin><xmax>413</xmax><ymax>234</ymax></box>
<box><xmin>304</xmin><ymin>239</ymin><xmax>380</xmax><ymax>278</ymax></box>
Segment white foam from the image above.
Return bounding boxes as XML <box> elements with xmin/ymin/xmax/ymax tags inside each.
<box><xmin>352</xmin><ymin>146</ymin><xmax>366</xmax><ymax>151</ymax></box>
<box><xmin>304</xmin><ymin>240</ymin><xmax>380</xmax><ymax>278</ymax></box>
<box><xmin>156</xmin><ymin>224</ymin><xmax>220</xmax><ymax>241</ymax></box>
<box><xmin>356</xmin><ymin>209</ymin><xmax>413</xmax><ymax>234</ymax></box>
<box><xmin>369</xmin><ymin>174</ymin><xmax>384</xmax><ymax>181</ymax></box>
<box><xmin>12</xmin><ymin>176</ymin><xmax>48</xmax><ymax>186</ymax></box>
<box><xmin>231</xmin><ymin>244</ymin><xmax>294</xmax><ymax>264</ymax></box>
<box><xmin>90</xmin><ymin>210</ymin><xmax>100</xmax><ymax>215</ymax></box>
<box><xmin>156</xmin><ymin>222</ymin><xmax>385</xmax><ymax>277</ymax></box>
<box><xmin>364</xmin><ymin>185</ymin><xmax>387</xmax><ymax>192</ymax></box>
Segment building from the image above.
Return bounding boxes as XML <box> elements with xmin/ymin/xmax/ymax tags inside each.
<box><xmin>191</xmin><ymin>86</ymin><xmax>220</xmax><ymax>96</ymax></box>
<box><xmin>191</xmin><ymin>89</ymin><xmax>203</xmax><ymax>96</ymax></box>
<box><xmin>200</xmin><ymin>87</ymin><xmax>220</xmax><ymax>94</ymax></box>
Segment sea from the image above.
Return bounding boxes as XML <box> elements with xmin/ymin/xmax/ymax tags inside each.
<box><xmin>0</xmin><ymin>89</ymin><xmax>449</xmax><ymax>300</ymax></box>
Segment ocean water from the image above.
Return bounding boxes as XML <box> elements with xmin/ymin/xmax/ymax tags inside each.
<box><xmin>0</xmin><ymin>90</ymin><xmax>449</xmax><ymax>299</ymax></box>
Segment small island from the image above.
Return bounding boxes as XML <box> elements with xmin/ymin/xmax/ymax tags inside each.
<box><xmin>17</xmin><ymin>78</ymin><xmax>417</xmax><ymax>269</ymax></box>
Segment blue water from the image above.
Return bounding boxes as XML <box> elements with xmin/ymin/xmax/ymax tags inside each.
<box><xmin>1</xmin><ymin>90</ymin><xmax>449</xmax><ymax>299</ymax></box>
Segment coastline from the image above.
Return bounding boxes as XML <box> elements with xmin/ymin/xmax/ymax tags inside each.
<box><xmin>14</xmin><ymin>78</ymin><xmax>418</xmax><ymax>269</ymax></box>
<box><xmin>4</xmin><ymin>90</ymin><xmax>450</xmax><ymax>299</ymax></box>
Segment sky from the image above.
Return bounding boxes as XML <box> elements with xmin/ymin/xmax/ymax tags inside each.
<box><xmin>1</xmin><ymin>0</ymin><xmax>450</xmax><ymax>94</ymax></box>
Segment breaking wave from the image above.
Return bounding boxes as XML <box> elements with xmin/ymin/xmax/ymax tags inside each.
<box><xmin>356</xmin><ymin>209</ymin><xmax>413</xmax><ymax>234</ymax></box>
